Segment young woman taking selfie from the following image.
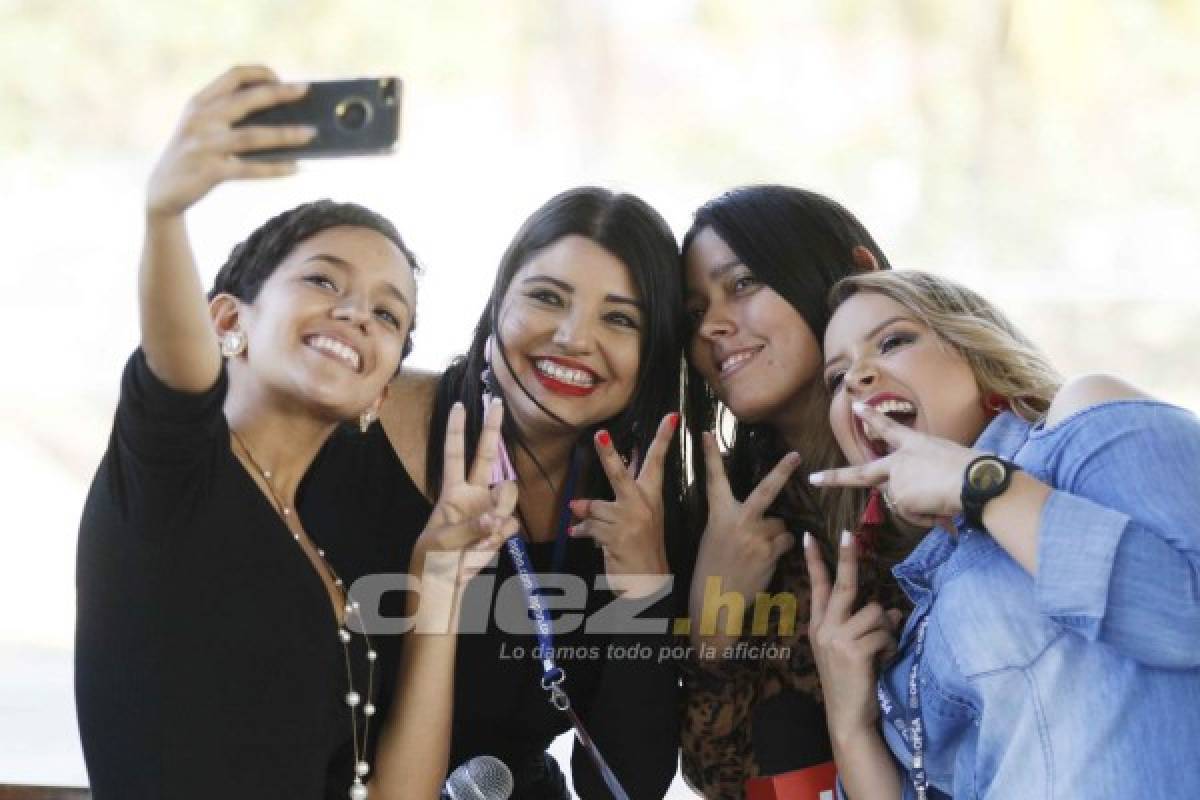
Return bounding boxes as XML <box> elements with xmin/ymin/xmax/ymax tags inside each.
<box><xmin>75</xmin><ymin>66</ymin><xmax>516</xmax><ymax>800</ymax></box>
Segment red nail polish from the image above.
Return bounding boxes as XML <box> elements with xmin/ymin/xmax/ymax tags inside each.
<box><xmin>668</xmin><ymin>412</ymin><xmax>680</xmax><ymax>430</ymax></box>
<box><xmin>596</xmin><ymin>430</ymin><xmax>612</xmax><ymax>448</ymax></box>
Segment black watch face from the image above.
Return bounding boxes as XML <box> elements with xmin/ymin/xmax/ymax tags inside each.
<box><xmin>968</xmin><ymin>459</ymin><xmax>1007</xmax><ymax>491</ymax></box>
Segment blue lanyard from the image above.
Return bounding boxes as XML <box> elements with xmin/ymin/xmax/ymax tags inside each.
<box><xmin>490</xmin><ymin>432</ymin><xmax>631</xmax><ymax>800</ymax></box>
<box><xmin>877</xmin><ymin>615</ymin><xmax>931</xmax><ymax>800</ymax></box>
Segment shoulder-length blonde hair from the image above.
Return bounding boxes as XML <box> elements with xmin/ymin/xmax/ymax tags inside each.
<box><xmin>823</xmin><ymin>270</ymin><xmax>1063</xmax><ymax>546</ymax></box>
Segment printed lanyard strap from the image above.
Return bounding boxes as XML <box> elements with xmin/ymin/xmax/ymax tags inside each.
<box><xmin>486</xmin><ymin>404</ymin><xmax>631</xmax><ymax>800</ymax></box>
<box><xmin>876</xmin><ymin>615</ymin><xmax>931</xmax><ymax>800</ymax></box>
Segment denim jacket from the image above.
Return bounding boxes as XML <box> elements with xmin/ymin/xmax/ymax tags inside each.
<box><xmin>876</xmin><ymin>402</ymin><xmax>1200</xmax><ymax>799</ymax></box>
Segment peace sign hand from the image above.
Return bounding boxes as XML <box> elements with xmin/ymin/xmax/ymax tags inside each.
<box><xmin>810</xmin><ymin>401</ymin><xmax>979</xmax><ymax>529</ymax></box>
<box><xmin>687</xmin><ymin>432</ymin><xmax>800</xmax><ymax>646</ymax></box>
<box><xmin>416</xmin><ymin>400</ymin><xmax>518</xmax><ymax>594</ymax></box>
<box><xmin>804</xmin><ymin>531</ymin><xmax>904</xmax><ymax>740</ymax></box>
<box><xmin>568</xmin><ymin>412</ymin><xmax>680</xmax><ymax>598</ymax></box>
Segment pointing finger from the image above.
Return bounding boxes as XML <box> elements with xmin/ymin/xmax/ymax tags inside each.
<box><xmin>440</xmin><ymin>403</ymin><xmax>466</xmax><ymax>497</ymax></box>
<box><xmin>809</xmin><ymin>457</ymin><xmax>892</xmax><ymax>489</ymax></box>
<box><xmin>469</xmin><ymin>398</ymin><xmax>504</xmax><ymax>486</ymax></box>
<box><xmin>592</xmin><ymin>429</ymin><xmax>634</xmax><ymax>498</ymax></box>
<box><xmin>803</xmin><ymin>532</ymin><xmax>832</xmax><ymax>627</ymax></box>
<box><xmin>743</xmin><ymin>451</ymin><xmax>801</xmax><ymax>517</ymax></box>
<box><xmin>701</xmin><ymin>431</ymin><xmax>734</xmax><ymax>506</ymax></box>
<box><xmin>635</xmin><ymin>412</ymin><xmax>680</xmax><ymax>495</ymax></box>
<box><xmin>825</xmin><ymin>530</ymin><xmax>861</xmax><ymax>623</ymax></box>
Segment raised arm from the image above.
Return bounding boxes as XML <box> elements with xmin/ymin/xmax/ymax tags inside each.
<box><xmin>812</xmin><ymin>379</ymin><xmax>1200</xmax><ymax>669</ymax></box>
<box><xmin>140</xmin><ymin>65</ymin><xmax>313</xmax><ymax>391</ymax></box>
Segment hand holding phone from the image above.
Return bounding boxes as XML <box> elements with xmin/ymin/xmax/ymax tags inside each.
<box><xmin>146</xmin><ymin>65</ymin><xmax>315</xmax><ymax>219</ymax></box>
<box><xmin>235</xmin><ymin>77</ymin><xmax>401</xmax><ymax>161</ymax></box>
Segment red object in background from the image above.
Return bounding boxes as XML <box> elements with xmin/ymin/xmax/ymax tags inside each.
<box><xmin>746</xmin><ymin>761</ymin><xmax>839</xmax><ymax>800</ymax></box>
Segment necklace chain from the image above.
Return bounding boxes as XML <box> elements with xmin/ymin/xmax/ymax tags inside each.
<box><xmin>231</xmin><ymin>429</ymin><xmax>377</xmax><ymax>799</ymax></box>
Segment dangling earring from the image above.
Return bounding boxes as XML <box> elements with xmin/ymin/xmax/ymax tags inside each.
<box><xmin>220</xmin><ymin>329</ymin><xmax>247</xmax><ymax>358</ymax></box>
<box><xmin>359</xmin><ymin>409</ymin><xmax>376</xmax><ymax>434</ymax></box>
<box><xmin>481</xmin><ymin>334</ymin><xmax>501</xmax><ymax>395</ymax></box>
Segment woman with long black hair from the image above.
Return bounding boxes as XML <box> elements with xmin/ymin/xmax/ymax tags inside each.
<box><xmin>678</xmin><ymin>185</ymin><xmax>906</xmax><ymax>798</ymax></box>
<box><xmin>306</xmin><ymin>186</ymin><xmax>690</xmax><ymax>798</ymax></box>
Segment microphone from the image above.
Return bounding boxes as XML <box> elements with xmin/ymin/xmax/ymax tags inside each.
<box><xmin>440</xmin><ymin>755</ymin><xmax>514</xmax><ymax>800</ymax></box>
<box><xmin>746</xmin><ymin>688</ymin><xmax>838</xmax><ymax>800</ymax></box>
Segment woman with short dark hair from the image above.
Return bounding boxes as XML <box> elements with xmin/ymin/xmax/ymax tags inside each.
<box><xmin>75</xmin><ymin>66</ymin><xmax>515</xmax><ymax>800</ymax></box>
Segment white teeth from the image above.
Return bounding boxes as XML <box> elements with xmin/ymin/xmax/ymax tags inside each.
<box><xmin>308</xmin><ymin>335</ymin><xmax>361</xmax><ymax>371</ymax></box>
<box><xmin>534</xmin><ymin>359</ymin><xmax>595</xmax><ymax>388</ymax></box>
<box><xmin>874</xmin><ymin>399</ymin><xmax>915</xmax><ymax>416</ymax></box>
<box><xmin>720</xmin><ymin>350</ymin><xmax>756</xmax><ymax>373</ymax></box>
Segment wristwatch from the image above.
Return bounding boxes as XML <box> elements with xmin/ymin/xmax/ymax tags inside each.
<box><xmin>961</xmin><ymin>455</ymin><xmax>1020</xmax><ymax>530</ymax></box>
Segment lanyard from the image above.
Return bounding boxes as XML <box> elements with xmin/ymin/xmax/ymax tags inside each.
<box><xmin>877</xmin><ymin>615</ymin><xmax>931</xmax><ymax>800</ymax></box>
<box><xmin>485</xmin><ymin>403</ymin><xmax>631</xmax><ymax>800</ymax></box>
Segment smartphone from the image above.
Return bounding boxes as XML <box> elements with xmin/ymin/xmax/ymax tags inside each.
<box><xmin>237</xmin><ymin>77</ymin><xmax>401</xmax><ymax>160</ymax></box>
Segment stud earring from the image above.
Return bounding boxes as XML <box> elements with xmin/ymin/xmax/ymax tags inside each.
<box><xmin>220</xmin><ymin>329</ymin><xmax>247</xmax><ymax>358</ymax></box>
<box><xmin>359</xmin><ymin>410</ymin><xmax>376</xmax><ymax>434</ymax></box>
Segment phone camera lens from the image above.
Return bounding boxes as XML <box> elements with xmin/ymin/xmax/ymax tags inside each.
<box><xmin>335</xmin><ymin>97</ymin><xmax>373</xmax><ymax>132</ymax></box>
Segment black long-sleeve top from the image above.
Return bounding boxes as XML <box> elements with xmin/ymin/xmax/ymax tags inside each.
<box><xmin>303</xmin><ymin>428</ymin><xmax>682</xmax><ymax>800</ymax></box>
<box><xmin>75</xmin><ymin>351</ymin><xmax>413</xmax><ymax>799</ymax></box>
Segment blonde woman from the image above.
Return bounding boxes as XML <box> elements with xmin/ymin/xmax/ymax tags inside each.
<box><xmin>807</xmin><ymin>271</ymin><xmax>1200</xmax><ymax>798</ymax></box>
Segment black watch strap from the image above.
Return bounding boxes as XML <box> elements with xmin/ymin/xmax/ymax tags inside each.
<box><xmin>961</xmin><ymin>455</ymin><xmax>1019</xmax><ymax>530</ymax></box>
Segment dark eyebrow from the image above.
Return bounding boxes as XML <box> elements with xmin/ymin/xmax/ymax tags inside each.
<box><xmin>823</xmin><ymin>315</ymin><xmax>910</xmax><ymax>369</ymax></box>
<box><xmin>685</xmin><ymin>259</ymin><xmax>743</xmax><ymax>301</ymax></box>
<box><xmin>708</xmin><ymin>259</ymin><xmax>741</xmax><ymax>280</ymax></box>
<box><xmin>301</xmin><ymin>254</ymin><xmax>411</xmax><ymax>308</ymax></box>
<box><xmin>523</xmin><ymin>275</ymin><xmax>644</xmax><ymax>312</ymax></box>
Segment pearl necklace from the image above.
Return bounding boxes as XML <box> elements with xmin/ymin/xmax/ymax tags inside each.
<box><xmin>231</xmin><ymin>429</ymin><xmax>377</xmax><ymax>800</ymax></box>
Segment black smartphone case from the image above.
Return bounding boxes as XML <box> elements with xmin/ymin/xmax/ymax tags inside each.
<box><xmin>237</xmin><ymin>77</ymin><xmax>400</xmax><ymax>160</ymax></box>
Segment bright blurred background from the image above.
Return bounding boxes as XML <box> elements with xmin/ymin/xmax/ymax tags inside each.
<box><xmin>3</xmin><ymin>0</ymin><xmax>1199</xmax><ymax>793</ymax></box>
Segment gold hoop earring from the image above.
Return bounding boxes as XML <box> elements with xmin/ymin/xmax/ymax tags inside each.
<box><xmin>220</xmin><ymin>329</ymin><xmax>247</xmax><ymax>357</ymax></box>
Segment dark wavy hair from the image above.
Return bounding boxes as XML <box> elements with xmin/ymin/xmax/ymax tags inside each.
<box><xmin>208</xmin><ymin>198</ymin><xmax>421</xmax><ymax>360</ymax></box>
<box><xmin>681</xmin><ymin>185</ymin><xmax>891</xmax><ymax>557</ymax></box>
<box><xmin>427</xmin><ymin>187</ymin><xmax>689</xmax><ymax>570</ymax></box>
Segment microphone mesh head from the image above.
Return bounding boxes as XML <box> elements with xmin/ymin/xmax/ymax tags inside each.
<box><xmin>446</xmin><ymin>755</ymin><xmax>514</xmax><ymax>800</ymax></box>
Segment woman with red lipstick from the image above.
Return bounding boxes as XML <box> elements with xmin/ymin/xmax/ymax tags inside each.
<box><xmin>75</xmin><ymin>67</ymin><xmax>518</xmax><ymax>800</ymax></box>
<box><xmin>807</xmin><ymin>270</ymin><xmax>1200</xmax><ymax>799</ymax></box>
<box><xmin>303</xmin><ymin>187</ymin><xmax>689</xmax><ymax>798</ymax></box>
<box><xmin>678</xmin><ymin>185</ymin><xmax>908</xmax><ymax>799</ymax></box>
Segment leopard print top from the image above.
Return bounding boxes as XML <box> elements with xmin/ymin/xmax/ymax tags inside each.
<box><xmin>680</xmin><ymin>543</ymin><xmax>909</xmax><ymax>799</ymax></box>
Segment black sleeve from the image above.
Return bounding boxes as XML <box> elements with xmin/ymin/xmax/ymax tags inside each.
<box><xmin>570</xmin><ymin>592</ymin><xmax>681</xmax><ymax>800</ymax></box>
<box><xmin>103</xmin><ymin>348</ymin><xmax>229</xmax><ymax>532</ymax></box>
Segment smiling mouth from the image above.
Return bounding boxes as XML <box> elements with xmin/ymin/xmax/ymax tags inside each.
<box><xmin>718</xmin><ymin>347</ymin><xmax>762</xmax><ymax>379</ymax></box>
<box><xmin>304</xmin><ymin>334</ymin><xmax>362</xmax><ymax>373</ymax></box>
<box><xmin>533</xmin><ymin>358</ymin><xmax>599</xmax><ymax>397</ymax></box>
<box><xmin>858</xmin><ymin>396</ymin><xmax>918</xmax><ymax>459</ymax></box>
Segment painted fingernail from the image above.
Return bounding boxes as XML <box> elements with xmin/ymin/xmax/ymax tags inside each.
<box><xmin>596</xmin><ymin>430</ymin><xmax>612</xmax><ymax>448</ymax></box>
<box><xmin>802</xmin><ymin>532</ymin><xmax>813</xmax><ymax>549</ymax></box>
<box><xmin>567</xmin><ymin>524</ymin><xmax>578</xmax><ymax>537</ymax></box>
<box><xmin>841</xmin><ymin>530</ymin><xmax>854</xmax><ymax>547</ymax></box>
<box><xmin>667</xmin><ymin>412</ymin><xmax>680</xmax><ymax>430</ymax></box>
<box><xmin>808</xmin><ymin>472</ymin><xmax>824</xmax><ymax>485</ymax></box>
<box><xmin>852</xmin><ymin>401</ymin><xmax>868</xmax><ymax>414</ymax></box>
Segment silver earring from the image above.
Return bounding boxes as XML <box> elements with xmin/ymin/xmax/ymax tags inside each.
<box><xmin>220</xmin><ymin>329</ymin><xmax>247</xmax><ymax>357</ymax></box>
<box><xmin>359</xmin><ymin>410</ymin><xmax>375</xmax><ymax>434</ymax></box>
